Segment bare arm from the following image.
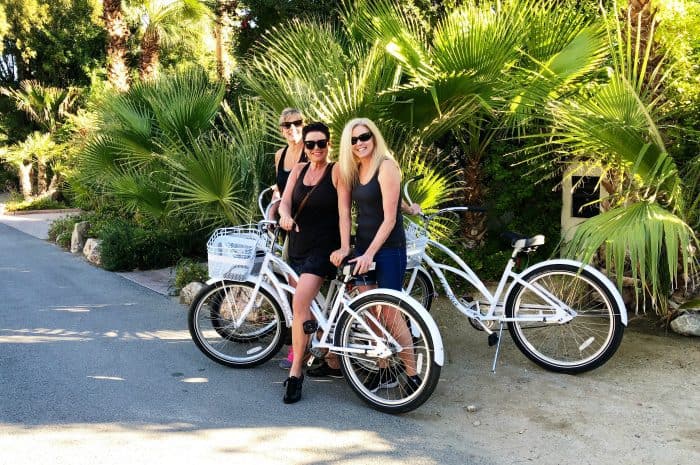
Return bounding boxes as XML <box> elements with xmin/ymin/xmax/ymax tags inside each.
<box><xmin>330</xmin><ymin>165</ymin><xmax>352</xmax><ymax>266</ymax></box>
<box><xmin>278</xmin><ymin>163</ymin><xmax>304</xmax><ymax>231</ymax></box>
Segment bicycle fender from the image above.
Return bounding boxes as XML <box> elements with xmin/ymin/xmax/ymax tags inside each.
<box><xmin>347</xmin><ymin>288</ymin><xmax>444</xmax><ymax>366</ymax></box>
<box><xmin>505</xmin><ymin>259</ymin><xmax>628</xmax><ymax>326</ymax></box>
<box><xmin>407</xmin><ymin>265</ymin><xmax>436</xmax><ymax>294</ymax></box>
<box><xmin>204</xmin><ymin>277</ymin><xmax>294</xmax><ymax>327</ymax></box>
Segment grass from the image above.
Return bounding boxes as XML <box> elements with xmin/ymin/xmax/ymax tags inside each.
<box><xmin>4</xmin><ymin>196</ymin><xmax>68</xmax><ymax>212</ymax></box>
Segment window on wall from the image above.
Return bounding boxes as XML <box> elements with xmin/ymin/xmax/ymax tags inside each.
<box><xmin>571</xmin><ymin>176</ymin><xmax>600</xmax><ymax>218</ymax></box>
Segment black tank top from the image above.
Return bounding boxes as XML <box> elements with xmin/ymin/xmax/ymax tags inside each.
<box><xmin>352</xmin><ymin>166</ymin><xmax>405</xmax><ymax>251</ymax></box>
<box><xmin>276</xmin><ymin>145</ymin><xmax>308</xmax><ymax>194</ymax></box>
<box><xmin>288</xmin><ymin>163</ymin><xmax>340</xmax><ymax>260</ymax></box>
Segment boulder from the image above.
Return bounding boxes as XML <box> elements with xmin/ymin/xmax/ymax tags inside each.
<box><xmin>83</xmin><ymin>238</ymin><xmax>102</xmax><ymax>266</ymax></box>
<box><xmin>70</xmin><ymin>221</ymin><xmax>89</xmax><ymax>253</ymax></box>
<box><xmin>670</xmin><ymin>310</ymin><xmax>700</xmax><ymax>337</ymax></box>
<box><xmin>179</xmin><ymin>281</ymin><xmax>205</xmax><ymax>305</ymax></box>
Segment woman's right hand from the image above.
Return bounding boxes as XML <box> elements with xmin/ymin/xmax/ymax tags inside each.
<box><xmin>279</xmin><ymin>215</ymin><xmax>296</xmax><ymax>232</ymax></box>
<box><xmin>330</xmin><ymin>247</ymin><xmax>350</xmax><ymax>267</ymax></box>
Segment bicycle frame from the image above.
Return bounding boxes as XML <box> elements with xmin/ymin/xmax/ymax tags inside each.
<box><xmin>207</xmin><ymin>235</ymin><xmax>412</xmax><ymax>361</ymax></box>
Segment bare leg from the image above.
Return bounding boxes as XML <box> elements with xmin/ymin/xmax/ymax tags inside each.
<box><xmin>355</xmin><ymin>283</ymin><xmax>417</xmax><ymax>376</ymax></box>
<box><xmin>288</xmin><ymin>273</ymin><xmax>324</xmax><ymax>378</ymax></box>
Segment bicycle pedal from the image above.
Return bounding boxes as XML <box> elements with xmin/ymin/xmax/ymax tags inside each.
<box><xmin>487</xmin><ymin>333</ymin><xmax>499</xmax><ymax>347</ymax></box>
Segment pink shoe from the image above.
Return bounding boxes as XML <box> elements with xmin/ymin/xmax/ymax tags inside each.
<box><xmin>278</xmin><ymin>347</ymin><xmax>294</xmax><ymax>369</ymax></box>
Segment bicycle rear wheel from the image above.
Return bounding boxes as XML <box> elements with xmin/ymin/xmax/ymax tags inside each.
<box><xmin>188</xmin><ymin>281</ymin><xmax>285</xmax><ymax>368</ymax></box>
<box><xmin>403</xmin><ymin>267</ymin><xmax>434</xmax><ymax>311</ymax></box>
<box><xmin>505</xmin><ymin>264</ymin><xmax>624</xmax><ymax>374</ymax></box>
<box><xmin>335</xmin><ymin>294</ymin><xmax>441</xmax><ymax>414</ymax></box>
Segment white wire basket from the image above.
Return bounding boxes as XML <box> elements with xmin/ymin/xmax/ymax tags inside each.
<box><xmin>405</xmin><ymin>220</ymin><xmax>428</xmax><ymax>268</ymax></box>
<box><xmin>207</xmin><ymin>225</ymin><xmax>269</xmax><ymax>280</ymax></box>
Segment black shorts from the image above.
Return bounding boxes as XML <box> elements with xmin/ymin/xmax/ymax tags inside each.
<box><xmin>288</xmin><ymin>254</ymin><xmax>336</xmax><ymax>279</ymax></box>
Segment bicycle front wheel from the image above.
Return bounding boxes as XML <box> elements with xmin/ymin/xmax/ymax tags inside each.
<box><xmin>505</xmin><ymin>264</ymin><xmax>624</xmax><ymax>374</ymax></box>
<box><xmin>335</xmin><ymin>294</ymin><xmax>441</xmax><ymax>414</ymax></box>
<box><xmin>188</xmin><ymin>281</ymin><xmax>285</xmax><ymax>368</ymax></box>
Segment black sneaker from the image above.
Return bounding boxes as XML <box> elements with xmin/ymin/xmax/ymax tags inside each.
<box><xmin>283</xmin><ymin>375</ymin><xmax>303</xmax><ymax>404</ymax></box>
<box><xmin>404</xmin><ymin>374</ymin><xmax>422</xmax><ymax>395</ymax></box>
<box><xmin>306</xmin><ymin>362</ymin><xmax>343</xmax><ymax>379</ymax></box>
<box><xmin>365</xmin><ymin>368</ymin><xmax>399</xmax><ymax>392</ymax></box>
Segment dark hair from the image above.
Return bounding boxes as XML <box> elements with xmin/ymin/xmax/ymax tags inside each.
<box><xmin>302</xmin><ymin>121</ymin><xmax>330</xmax><ymax>141</ymax></box>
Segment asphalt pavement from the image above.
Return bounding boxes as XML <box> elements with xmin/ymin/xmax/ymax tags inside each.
<box><xmin>0</xmin><ymin>221</ymin><xmax>489</xmax><ymax>465</ymax></box>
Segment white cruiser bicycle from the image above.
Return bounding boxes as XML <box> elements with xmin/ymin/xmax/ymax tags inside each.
<box><xmin>402</xmin><ymin>176</ymin><xmax>627</xmax><ymax>374</ymax></box>
<box><xmin>188</xmin><ymin>220</ymin><xmax>444</xmax><ymax>413</ymax></box>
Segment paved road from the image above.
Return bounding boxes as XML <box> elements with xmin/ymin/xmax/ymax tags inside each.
<box><xmin>0</xmin><ymin>223</ymin><xmax>488</xmax><ymax>465</ymax></box>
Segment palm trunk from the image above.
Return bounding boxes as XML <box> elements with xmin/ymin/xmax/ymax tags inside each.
<box><xmin>37</xmin><ymin>159</ymin><xmax>47</xmax><ymax>195</ymax></box>
<box><xmin>215</xmin><ymin>0</ymin><xmax>238</xmax><ymax>84</ymax></box>
<box><xmin>139</xmin><ymin>28</ymin><xmax>160</xmax><ymax>81</ymax></box>
<box><xmin>462</xmin><ymin>156</ymin><xmax>487</xmax><ymax>249</ymax></box>
<box><xmin>18</xmin><ymin>162</ymin><xmax>33</xmax><ymax>199</ymax></box>
<box><xmin>103</xmin><ymin>0</ymin><xmax>130</xmax><ymax>92</ymax></box>
<box><xmin>626</xmin><ymin>0</ymin><xmax>662</xmax><ymax>94</ymax></box>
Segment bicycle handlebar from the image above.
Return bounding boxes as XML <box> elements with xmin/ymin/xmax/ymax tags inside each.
<box><xmin>403</xmin><ymin>174</ymin><xmax>424</xmax><ymax>206</ymax></box>
<box><xmin>258</xmin><ymin>186</ymin><xmax>276</xmax><ymax>217</ymax></box>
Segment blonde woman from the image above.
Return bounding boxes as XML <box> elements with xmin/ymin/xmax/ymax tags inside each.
<box><xmin>330</xmin><ymin>117</ymin><xmax>421</xmax><ymax>394</ymax></box>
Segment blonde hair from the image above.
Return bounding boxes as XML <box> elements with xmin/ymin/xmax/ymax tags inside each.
<box><xmin>338</xmin><ymin>118</ymin><xmax>399</xmax><ymax>188</ymax></box>
<box><xmin>278</xmin><ymin>108</ymin><xmax>303</xmax><ymax>125</ymax></box>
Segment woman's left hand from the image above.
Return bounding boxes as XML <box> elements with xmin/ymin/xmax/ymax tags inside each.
<box><xmin>405</xmin><ymin>202</ymin><xmax>422</xmax><ymax>215</ymax></box>
<box><xmin>349</xmin><ymin>252</ymin><xmax>374</xmax><ymax>275</ymax></box>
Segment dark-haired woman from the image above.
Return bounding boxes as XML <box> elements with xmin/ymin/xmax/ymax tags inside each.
<box><xmin>278</xmin><ymin>122</ymin><xmax>341</xmax><ymax>404</ymax></box>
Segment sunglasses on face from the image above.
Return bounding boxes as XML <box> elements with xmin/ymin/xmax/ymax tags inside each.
<box><xmin>351</xmin><ymin>132</ymin><xmax>373</xmax><ymax>145</ymax></box>
<box><xmin>304</xmin><ymin>139</ymin><xmax>328</xmax><ymax>150</ymax></box>
<box><xmin>280</xmin><ymin>120</ymin><xmax>303</xmax><ymax>129</ymax></box>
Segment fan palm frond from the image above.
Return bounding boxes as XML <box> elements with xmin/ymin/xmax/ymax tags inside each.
<box><xmin>564</xmin><ymin>201</ymin><xmax>698</xmax><ymax>311</ymax></box>
<box><xmin>167</xmin><ymin>133</ymin><xmax>257</xmax><ymax>227</ymax></box>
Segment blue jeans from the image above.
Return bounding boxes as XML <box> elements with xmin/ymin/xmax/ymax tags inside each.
<box><xmin>354</xmin><ymin>246</ymin><xmax>407</xmax><ymax>291</ymax></box>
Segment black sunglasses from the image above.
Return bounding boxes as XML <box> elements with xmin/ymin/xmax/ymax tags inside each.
<box><xmin>280</xmin><ymin>119</ymin><xmax>303</xmax><ymax>129</ymax></box>
<box><xmin>304</xmin><ymin>139</ymin><xmax>328</xmax><ymax>150</ymax></box>
<box><xmin>351</xmin><ymin>132</ymin><xmax>373</xmax><ymax>145</ymax></box>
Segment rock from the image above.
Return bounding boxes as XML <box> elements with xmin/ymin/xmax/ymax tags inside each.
<box><xmin>70</xmin><ymin>221</ymin><xmax>89</xmax><ymax>253</ymax></box>
<box><xmin>472</xmin><ymin>420</ymin><xmax>481</xmax><ymax>426</ymax></box>
<box><xmin>670</xmin><ymin>311</ymin><xmax>700</xmax><ymax>337</ymax></box>
<box><xmin>466</xmin><ymin>405</ymin><xmax>477</xmax><ymax>413</ymax></box>
<box><xmin>179</xmin><ymin>281</ymin><xmax>205</xmax><ymax>305</ymax></box>
<box><xmin>83</xmin><ymin>238</ymin><xmax>102</xmax><ymax>266</ymax></box>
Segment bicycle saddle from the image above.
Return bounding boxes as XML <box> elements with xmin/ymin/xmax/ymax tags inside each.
<box><xmin>501</xmin><ymin>231</ymin><xmax>545</xmax><ymax>249</ymax></box>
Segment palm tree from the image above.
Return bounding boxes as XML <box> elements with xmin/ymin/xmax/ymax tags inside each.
<box><xmin>339</xmin><ymin>0</ymin><xmax>608</xmax><ymax>246</ymax></box>
<box><xmin>133</xmin><ymin>0</ymin><xmax>211</xmax><ymax>81</ymax></box>
<box><xmin>214</xmin><ymin>0</ymin><xmax>237</xmax><ymax>83</ymax></box>
<box><xmin>523</xmin><ymin>4</ymin><xmax>698</xmax><ymax>312</ymax></box>
<box><xmin>0</xmin><ymin>80</ymin><xmax>79</xmax><ymax>134</ymax></box>
<box><xmin>103</xmin><ymin>0</ymin><xmax>131</xmax><ymax>92</ymax></box>
<box><xmin>77</xmin><ymin>67</ymin><xmax>274</xmax><ymax>228</ymax></box>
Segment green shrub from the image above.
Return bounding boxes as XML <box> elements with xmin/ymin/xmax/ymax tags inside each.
<box><xmin>4</xmin><ymin>197</ymin><xmax>67</xmax><ymax>212</ymax></box>
<box><xmin>56</xmin><ymin>231</ymin><xmax>72</xmax><ymax>249</ymax></box>
<box><xmin>174</xmin><ymin>258</ymin><xmax>208</xmax><ymax>292</ymax></box>
<box><xmin>99</xmin><ymin>219</ymin><xmax>209</xmax><ymax>271</ymax></box>
<box><xmin>48</xmin><ymin>215</ymin><xmax>81</xmax><ymax>246</ymax></box>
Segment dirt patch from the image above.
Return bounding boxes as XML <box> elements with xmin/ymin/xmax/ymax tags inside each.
<box><xmin>412</xmin><ymin>298</ymin><xmax>700</xmax><ymax>465</ymax></box>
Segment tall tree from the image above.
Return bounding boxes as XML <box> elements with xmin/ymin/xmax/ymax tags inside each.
<box><xmin>103</xmin><ymin>0</ymin><xmax>131</xmax><ymax>92</ymax></box>
<box><xmin>134</xmin><ymin>0</ymin><xmax>211</xmax><ymax>81</ymax></box>
<box><xmin>214</xmin><ymin>0</ymin><xmax>237</xmax><ymax>84</ymax></box>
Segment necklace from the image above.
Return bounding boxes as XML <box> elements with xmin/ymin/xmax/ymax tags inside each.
<box><xmin>305</xmin><ymin>163</ymin><xmax>328</xmax><ymax>185</ymax></box>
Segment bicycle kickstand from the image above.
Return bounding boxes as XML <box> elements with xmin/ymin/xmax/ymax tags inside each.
<box><xmin>490</xmin><ymin>322</ymin><xmax>505</xmax><ymax>373</ymax></box>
